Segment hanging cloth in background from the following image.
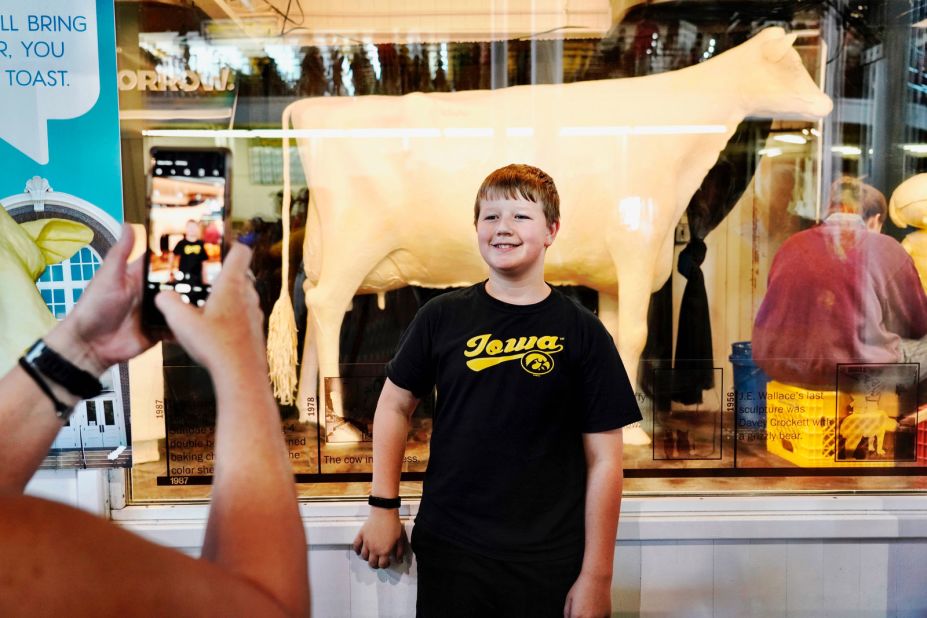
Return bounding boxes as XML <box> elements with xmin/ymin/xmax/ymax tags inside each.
<box><xmin>670</xmin><ymin>120</ymin><xmax>772</xmax><ymax>404</ymax></box>
<box><xmin>672</xmin><ymin>235</ymin><xmax>712</xmax><ymax>404</ymax></box>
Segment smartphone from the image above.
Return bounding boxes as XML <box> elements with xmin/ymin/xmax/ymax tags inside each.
<box><xmin>142</xmin><ymin>147</ymin><xmax>232</xmax><ymax>331</ymax></box>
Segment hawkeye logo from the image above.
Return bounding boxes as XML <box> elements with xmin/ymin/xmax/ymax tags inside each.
<box><xmin>464</xmin><ymin>333</ymin><xmax>563</xmax><ymax>376</ymax></box>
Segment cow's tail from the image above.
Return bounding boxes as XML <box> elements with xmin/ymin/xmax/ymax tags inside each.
<box><xmin>266</xmin><ymin>101</ymin><xmax>299</xmax><ymax>405</ymax></box>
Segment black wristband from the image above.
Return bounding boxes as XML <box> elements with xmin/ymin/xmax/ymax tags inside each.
<box><xmin>18</xmin><ymin>357</ymin><xmax>73</xmax><ymax>420</ymax></box>
<box><xmin>23</xmin><ymin>340</ymin><xmax>103</xmax><ymax>400</ymax></box>
<box><xmin>368</xmin><ymin>495</ymin><xmax>401</xmax><ymax>509</ymax></box>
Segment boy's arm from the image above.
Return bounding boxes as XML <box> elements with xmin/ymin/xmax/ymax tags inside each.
<box><xmin>352</xmin><ymin>378</ymin><xmax>419</xmax><ymax>569</ymax></box>
<box><xmin>564</xmin><ymin>428</ymin><xmax>624</xmax><ymax>618</ymax></box>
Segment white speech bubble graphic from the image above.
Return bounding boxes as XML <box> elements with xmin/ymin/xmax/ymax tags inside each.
<box><xmin>0</xmin><ymin>0</ymin><xmax>99</xmax><ymax>164</ymax></box>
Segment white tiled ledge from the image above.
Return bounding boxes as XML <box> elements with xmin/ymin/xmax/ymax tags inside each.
<box><xmin>111</xmin><ymin>494</ymin><xmax>927</xmax><ymax>549</ymax></box>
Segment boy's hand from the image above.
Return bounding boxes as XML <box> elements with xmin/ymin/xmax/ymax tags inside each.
<box><xmin>352</xmin><ymin>507</ymin><xmax>406</xmax><ymax>569</ymax></box>
<box><xmin>563</xmin><ymin>572</ymin><xmax>611</xmax><ymax>618</ymax></box>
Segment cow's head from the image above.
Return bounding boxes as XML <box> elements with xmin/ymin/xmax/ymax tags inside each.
<box><xmin>735</xmin><ymin>27</ymin><xmax>833</xmax><ymax>120</ymax></box>
<box><xmin>0</xmin><ymin>206</ymin><xmax>93</xmax><ymax>372</ymax></box>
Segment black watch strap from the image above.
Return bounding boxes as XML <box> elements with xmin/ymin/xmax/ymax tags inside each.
<box><xmin>18</xmin><ymin>357</ymin><xmax>73</xmax><ymax>419</ymax></box>
<box><xmin>368</xmin><ymin>495</ymin><xmax>401</xmax><ymax>509</ymax></box>
<box><xmin>23</xmin><ymin>340</ymin><xmax>103</xmax><ymax>400</ymax></box>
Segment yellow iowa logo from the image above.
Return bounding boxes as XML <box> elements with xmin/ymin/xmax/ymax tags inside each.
<box><xmin>464</xmin><ymin>334</ymin><xmax>563</xmax><ymax>375</ymax></box>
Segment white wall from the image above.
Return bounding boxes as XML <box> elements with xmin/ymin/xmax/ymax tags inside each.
<box><xmin>110</xmin><ymin>495</ymin><xmax>927</xmax><ymax>617</ymax></box>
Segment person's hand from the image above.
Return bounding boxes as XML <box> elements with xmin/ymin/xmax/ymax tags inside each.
<box><xmin>44</xmin><ymin>224</ymin><xmax>155</xmax><ymax>376</ymax></box>
<box><xmin>563</xmin><ymin>572</ymin><xmax>611</xmax><ymax>618</ymax></box>
<box><xmin>155</xmin><ymin>243</ymin><xmax>264</xmax><ymax>377</ymax></box>
<box><xmin>352</xmin><ymin>507</ymin><xmax>407</xmax><ymax>569</ymax></box>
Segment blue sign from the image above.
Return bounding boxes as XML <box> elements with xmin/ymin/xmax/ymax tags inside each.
<box><xmin>0</xmin><ymin>0</ymin><xmax>122</xmax><ymax>222</ymax></box>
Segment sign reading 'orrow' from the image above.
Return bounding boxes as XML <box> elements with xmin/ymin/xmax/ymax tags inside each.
<box><xmin>0</xmin><ymin>0</ymin><xmax>98</xmax><ymax>164</ymax></box>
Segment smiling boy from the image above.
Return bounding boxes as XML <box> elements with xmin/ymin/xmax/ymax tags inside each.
<box><xmin>353</xmin><ymin>164</ymin><xmax>641</xmax><ymax>617</ymax></box>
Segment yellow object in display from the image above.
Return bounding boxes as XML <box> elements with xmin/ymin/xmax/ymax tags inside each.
<box><xmin>765</xmin><ymin>381</ymin><xmax>899</xmax><ymax>468</ymax></box>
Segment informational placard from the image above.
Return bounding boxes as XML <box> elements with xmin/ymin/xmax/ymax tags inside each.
<box><xmin>0</xmin><ymin>0</ymin><xmax>127</xmax><ymax>468</ymax></box>
<box><xmin>0</xmin><ymin>0</ymin><xmax>122</xmax><ymax>217</ymax></box>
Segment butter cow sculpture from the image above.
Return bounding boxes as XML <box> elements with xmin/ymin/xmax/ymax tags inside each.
<box><xmin>271</xmin><ymin>27</ymin><xmax>833</xmax><ymax>444</ymax></box>
<box><xmin>0</xmin><ymin>206</ymin><xmax>93</xmax><ymax>374</ymax></box>
<box><xmin>889</xmin><ymin>173</ymin><xmax>927</xmax><ymax>293</ymax></box>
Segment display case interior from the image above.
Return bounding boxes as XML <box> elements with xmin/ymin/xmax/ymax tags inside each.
<box><xmin>113</xmin><ymin>0</ymin><xmax>927</xmax><ymax>502</ymax></box>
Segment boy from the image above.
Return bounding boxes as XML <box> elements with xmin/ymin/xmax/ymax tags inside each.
<box><xmin>172</xmin><ymin>220</ymin><xmax>208</xmax><ymax>286</ymax></box>
<box><xmin>353</xmin><ymin>164</ymin><xmax>641</xmax><ymax>617</ymax></box>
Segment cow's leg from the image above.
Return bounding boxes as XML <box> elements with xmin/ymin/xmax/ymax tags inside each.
<box><xmin>295</xmin><ymin>281</ymin><xmax>319</xmax><ymax>425</ymax></box>
<box><xmin>303</xmin><ymin>286</ymin><xmax>357</xmax><ymax>442</ymax></box>
<box><xmin>611</xmin><ymin>254</ymin><xmax>657</xmax><ymax>446</ymax></box>
<box><xmin>302</xmin><ymin>239</ymin><xmax>394</xmax><ymax>442</ymax></box>
<box><xmin>598</xmin><ymin>291</ymin><xmax>649</xmax><ymax>446</ymax></box>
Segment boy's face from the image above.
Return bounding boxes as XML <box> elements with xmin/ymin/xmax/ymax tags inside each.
<box><xmin>185</xmin><ymin>222</ymin><xmax>201</xmax><ymax>241</ymax></box>
<box><xmin>476</xmin><ymin>197</ymin><xmax>558</xmax><ymax>278</ymax></box>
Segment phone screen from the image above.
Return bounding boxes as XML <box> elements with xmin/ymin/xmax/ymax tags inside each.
<box><xmin>143</xmin><ymin>147</ymin><xmax>230</xmax><ymax>326</ymax></box>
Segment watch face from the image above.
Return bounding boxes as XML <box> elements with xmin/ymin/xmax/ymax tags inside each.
<box><xmin>24</xmin><ymin>340</ymin><xmax>46</xmax><ymax>363</ymax></box>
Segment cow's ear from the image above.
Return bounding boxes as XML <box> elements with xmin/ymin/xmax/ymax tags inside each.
<box><xmin>762</xmin><ymin>32</ymin><xmax>799</xmax><ymax>63</ymax></box>
<box><xmin>20</xmin><ymin>218</ymin><xmax>94</xmax><ymax>264</ymax></box>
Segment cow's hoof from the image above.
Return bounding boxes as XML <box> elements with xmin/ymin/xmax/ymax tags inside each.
<box><xmin>623</xmin><ymin>425</ymin><xmax>651</xmax><ymax>445</ymax></box>
<box><xmin>325</xmin><ymin>416</ymin><xmax>365</xmax><ymax>443</ymax></box>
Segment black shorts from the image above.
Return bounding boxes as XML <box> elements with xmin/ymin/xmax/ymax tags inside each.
<box><xmin>411</xmin><ymin>525</ymin><xmax>583</xmax><ymax>618</ymax></box>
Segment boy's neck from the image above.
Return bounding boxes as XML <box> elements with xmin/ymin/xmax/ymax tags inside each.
<box><xmin>484</xmin><ymin>276</ymin><xmax>551</xmax><ymax>305</ymax></box>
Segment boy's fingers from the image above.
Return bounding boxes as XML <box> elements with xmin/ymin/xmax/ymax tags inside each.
<box><xmin>351</xmin><ymin>534</ymin><xmax>362</xmax><ymax>554</ymax></box>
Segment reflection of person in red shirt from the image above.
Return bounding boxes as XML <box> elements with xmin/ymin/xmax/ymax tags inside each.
<box><xmin>203</xmin><ymin>220</ymin><xmax>222</xmax><ymax>246</ymax></box>
<box><xmin>753</xmin><ymin>177</ymin><xmax>927</xmax><ymax>389</ymax></box>
<box><xmin>172</xmin><ymin>220</ymin><xmax>208</xmax><ymax>286</ymax></box>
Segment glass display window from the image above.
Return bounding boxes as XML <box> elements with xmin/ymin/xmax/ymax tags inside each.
<box><xmin>117</xmin><ymin>0</ymin><xmax>927</xmax><ymax>503</ymax></box>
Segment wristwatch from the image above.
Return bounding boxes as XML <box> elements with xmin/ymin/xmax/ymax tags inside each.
<box><xmin>23</xmin><ymin>339</ymin><xmax>104</xmax><ymax>400</ymax></box>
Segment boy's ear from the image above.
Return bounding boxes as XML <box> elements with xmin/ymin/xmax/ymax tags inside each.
<box><xmin>546</xmin><ymin>220</ymin><xmax>561</xmax><ymax>246</ymax></box>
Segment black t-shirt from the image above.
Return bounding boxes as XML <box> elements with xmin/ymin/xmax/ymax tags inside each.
<box><xmin>174</xmin><ymin>239</ymin><xmax>207</xmax><ymax>284</ymax></box>
<box><xmin>386</xmin><ymin>283</ymin><xmax>641</xmax><ymax>560</ymax></box>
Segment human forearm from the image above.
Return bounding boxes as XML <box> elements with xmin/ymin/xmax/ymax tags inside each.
<box><xmin>353</xmin><ymin>379</ymin><xmax>418</xmax><ymax>568</ymax></box>
<box><xmin>371</xmin><ymin>397</ymin><xmax>412</xmax><ymax>499</ymax></box>
<box><xmin>0</xmin><ymin>366</ymin><xmax>73</xmax><ymax>492</ymax></box>
<box><xmin>206</xmin><ymin>364</ymin><xmax>298</xmax><ymax>520</ymax></box>
<box><xmin>579</xmin><ymin>460</ymin><xmax>623</xmax><ymax>581</ymax></box>
<box><xmin>201</xmin><ymin>361</ymin><xmax>308</xmax><ymax>615</ymax></box>
<box><xmin>0</xmin><ymin>228</ymin><xmax>154</xmax><ymax>492</ymax></box>
<box><xmin>565</xmin><ymin>430</ymin><xmax>623</xmax><ymax>618</ymax></box>
<box><xmin>157</xmin><ymin>244</ymin><xmax>309</xmax><ymax>616</ymax></box>
<box><xmin>0</xmin><ymin>319</ymin><xmax>121</xmax><ymax>492</ymax></box>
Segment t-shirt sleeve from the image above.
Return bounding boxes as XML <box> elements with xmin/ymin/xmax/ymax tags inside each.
<box><xmin>579</xmin><ymin>315</ymin><xmax>642</xmax><ymax>433</ymax></box>
<box><xmin>385</xmin><ymin>301</ymin><xmax>438</xmax><ymax>398</ymax></box>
